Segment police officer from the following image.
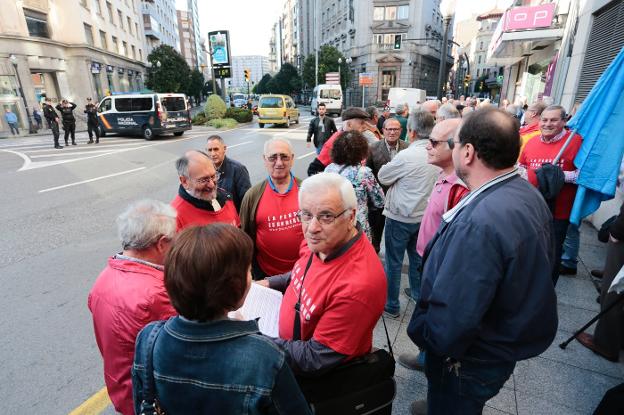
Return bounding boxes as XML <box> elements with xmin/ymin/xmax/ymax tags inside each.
<box><xmin>84</xmin><ymin>97</ymin><xmax>99</xmax><ymax>144</ymax></box>
<box><xmin>56</xmin><ymin>99</ymin><xmax>77</xmax><ymax>145</ymax></box>
<box><xmin>43</xmin><ymin>97</ymin><xmax>62</xmax><ymax>149</ymax></box>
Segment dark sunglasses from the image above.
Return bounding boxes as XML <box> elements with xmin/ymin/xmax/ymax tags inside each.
<box><xmin>428</xmin><ymin>137</ymin><xmax>457</xmax><ymax>149</ymax></box>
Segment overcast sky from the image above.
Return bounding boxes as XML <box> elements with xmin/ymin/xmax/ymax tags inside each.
<box><xmin>197</xmin><ymin>0</ymin><xmax>513</xmax><ymax>58</ymax></box>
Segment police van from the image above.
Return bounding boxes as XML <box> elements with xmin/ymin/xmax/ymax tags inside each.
<box><xmin>97</xmin><ymin>93</ymin><xmax>191</xmax><ymax>140</ymax></box>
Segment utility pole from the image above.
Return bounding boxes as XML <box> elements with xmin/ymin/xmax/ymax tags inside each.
<box><xmin>315</xmin><ymin>0</ymin><xmax>319</xmax><ymax>87</ymax></box>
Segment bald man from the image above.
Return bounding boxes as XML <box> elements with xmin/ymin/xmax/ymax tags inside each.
<box><xmin>423</xmin><ymin>100</ymin><xmax>441</xmax><ymax>120</ymax></box>
<box><xmin>171</xmin><ymin>150</ymin><xmax>240</xmax><ymax>231</ymax></box>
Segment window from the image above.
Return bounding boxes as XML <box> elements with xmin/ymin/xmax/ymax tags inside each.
<box><xmin>478</xmin><ymin>55</ymin><xmax>482</xmax><ymax>64</ymax></box>
<box><xmin>122</xmin><ymin>41</ymin><xmax>127</xmax><ymax>56</ymax></box>
<box><xmin>114</xmin><ymin>98</ymin><xmax>132</xmax><ymax>111</ymax></box>
<box><xmin>139</xmin><ymin>49</ymin><xmax>143</xmax><ymax>60</ymax></box>
<box><xmin>106</xmin><ymin>2</ymin><xmax>114</xmax><ymax>23</ymax></box>
<box><xmin>98</xmin><ymin>98</ymin><xmax>112</xmax><ymax>112</ymax></box>
<box><xmin>374</xmin><ymin>7</ymin><xmax>384</xmax><ymax>20</ymax></box>
<box><xmin>477</xmin><ymin>68</ymin><xmax>480</xmax><ymax>77</ymax></box>
<box><xmin>385</xmin><ymin>6</ymin><xmax>397</xmax><ymax>20</ymax></box>
<box><xmin>112</xmin><ymin>36</ymin><xmax>118</xmax><ymax>53</ymax></box>
<box><xmin>397</xmin><ymin>5</ymin><xmax>409</xmax><ymax>19</ymax></box>
<box><xmin>94</xmin><ymin>0</ymin><xmax>102</xmax><ymax>15</ymax></box>
<box><xmin>320</xmin><ymin>89</ymin><xmax>341</xmax><ymax>99</ymax></box>
<box><xmin>84</xmin><ymin>23</ymin><xmax>94</xmax><ymax>46</ymax></box>
<box><xmin>99</xmin><ymin>30</ymin><xmax>107</xmax><ymax>49</ymax></box>
<box><xmin>135</xmin><ymin>22</ymin><xmax>139</xmax><ymax>37</ymax></box>
<box><xmin>24</xmin><ymin>9</ymin><xmax>49</xmax><ymax>38</ymax></box>
<box><xmin>480</xmin><ymin>41</ymin><xmax>483</xmax><ymax>50</ymax></box>
<box><xmin>131</xmin><ymin>97</ymin><xmax>153</xmax><ymax>111</ymax></box>
<box><xmin>118</xmin><ymin>10</ymin><xmax>123</xmax><ymax>29</ymax></box>
<box><xmin>127</xmin><ymin>17</ymin><xmax>132</xmax><ymax>35</ymax></box>
<box><xmin>131</xmin><ymin>45</ymin><xmax>136</xmax><ymax>59</ymax></box>
<box><xmin>160</xmin><ymin>97</ymin><xmax>186</xmax><ymax>111</ymax></box>
<box><xmin>259</xmin><ymin>97</ymin><xmax>283</xmax><ymax>108</ymax></box>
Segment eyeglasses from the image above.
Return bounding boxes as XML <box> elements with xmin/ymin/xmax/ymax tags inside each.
<box><xmin>266</xmin><ymin>153</ymin><xmax>293</xmax><ymax>163</ymax></box>
<box><xmin>297</xmin><ymin>209</ymin><xmax>348</xmax><ymax>225</ymax></box>
<box><xmin>384</xmin><ymin>127</ymin><xmax>401</xmax><ymax>132</ymax></box>
<box><xmin>428</xmin><ymin>137</ymin><xmax>456</xmax><ymax>149</ymax></box>
<box><xmin>190</xmin><ymin>172</ymin><xmax>220</xmax><ymax>184</ymax></box>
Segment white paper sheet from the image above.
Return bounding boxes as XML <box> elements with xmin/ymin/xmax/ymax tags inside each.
<box><xmin>229</xmin><ymin>283</ymin><xmax>283</xmax><ymax>337</ymax></box>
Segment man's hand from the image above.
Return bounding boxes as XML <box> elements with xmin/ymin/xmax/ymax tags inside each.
<box><xmin>255</xmin><ymin>279</ymin><xmax>270</xmax><ymax>288</ymax></box>
<box><xmin>306</xmin><ymin>142</ymin><xmax>311</xmax><ymax>148</ymax></box>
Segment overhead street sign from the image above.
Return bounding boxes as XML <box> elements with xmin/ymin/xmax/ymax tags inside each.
<box><xmin>359</xmin><ymin>72</ymin><xmax>374</xmax><ymax>86</ymax></box>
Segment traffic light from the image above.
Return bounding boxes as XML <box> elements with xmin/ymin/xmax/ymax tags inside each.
<box><xmin>393</xmin><ymin>35</ymin><xmax>402</xmax><ymax>50</ymax></box>
<box><xmin>244</xmin><ymin>69</ymin><xmax>250</xmax><ymax>82</ymax></box>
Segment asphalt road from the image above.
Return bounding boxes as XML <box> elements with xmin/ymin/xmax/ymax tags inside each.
<box><xmin>0</xmin><ymin>108</ymin><xmax>335</xmax><ymax>414</ymax></box>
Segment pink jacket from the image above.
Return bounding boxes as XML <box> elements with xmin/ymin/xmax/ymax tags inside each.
<box><xmin>88</xmin><ymin>257</ymin><xmax>176</xmax><ymax>415</ymax></box>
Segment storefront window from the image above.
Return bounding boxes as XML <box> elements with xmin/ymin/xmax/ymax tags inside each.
<box><xmin>92</xmin><ymin>72</ymin><xmax>103</xmax><ymax>99</ymax></box>
<box><xmin>0</xmin><ymin>76</ymin><xmax>18</xmax><ymax>97</ymax></box>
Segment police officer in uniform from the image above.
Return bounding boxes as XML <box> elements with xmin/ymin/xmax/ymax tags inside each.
<box><xmin>43</xmin><ymin>97</ymin><xmax>62</xmax><ymax>149</ymax></box>
<box><xmin>56</xmin><ymin>99</ymin><xmax>77</xmax><ymax>145</ymax></box>
<box><xmin>84</xmin><ymin>97</ymin><xmax>100</xmax><ymax>144</ymax></box>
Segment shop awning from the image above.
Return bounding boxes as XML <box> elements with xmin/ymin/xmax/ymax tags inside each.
<box><xmin>487</xmin><ymin>28</ymin><xmax>564</xmax><ymax>66</ymax></box>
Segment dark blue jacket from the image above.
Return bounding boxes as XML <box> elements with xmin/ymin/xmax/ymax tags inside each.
<box><xmin>408</xmin><ymin>174</ymin><xmax>558</xmax><ymax>362</ymax></box>
<box><xmin>218</xmin><ymin>156</ymin><xmax>251</xmax><ymax>212</ymax></box>
<box><xmin>133</xmin><ymin>317</ymin><xmax>311</xmax><ymax>415</ymax></box>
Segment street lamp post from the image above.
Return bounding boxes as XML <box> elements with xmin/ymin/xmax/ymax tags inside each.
<box><xmin>9</xmin><ymin>54</ymin><xmax>37</xmax><ymax>134</ymax></box>
<box><xmin>436</xmin><ymin>0</ymin><xmax>456</xmax><ymax>100</ymax></box>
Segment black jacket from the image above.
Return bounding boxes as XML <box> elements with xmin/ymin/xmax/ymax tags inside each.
<box><xmin>84</xmin><ymin>103</ymin><xmax>98</xmax><ymax>125</ymax></box>
<box><xmin>56</xmin><ymin>102</ymin><xmax>77</xmax><ymax>124</ymax></box>
<box><xmin>216</xmin><ymin>156</ymin><xmax>251</xmax><ymax>212</ymax></box>
<box><xmin>306</xmin><ymin>116</ymin><xmax>337</xmax><ymax>148</ymax></box>
<box><xmin>42</xmin><ymin>104</ymin><xmax>59</xmax><ymax>124</ymax></box>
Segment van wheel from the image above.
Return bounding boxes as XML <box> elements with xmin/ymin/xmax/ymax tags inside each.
<box><xmin>142</xmin><ymin>126</ymin><xmax>154</xmax><ymax>140</ymax></box>
<box><xmin>99</xmin><ymin>125</ymin><xmax>106</xmax><ymax>137</ymax></box>
<box><xmin>174</xmin><ymin>131</ymin><xmax>184</xmax><ymax>136</ymax></box>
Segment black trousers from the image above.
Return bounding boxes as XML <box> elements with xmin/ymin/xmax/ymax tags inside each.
<box><xmin>63</xmin><ymin>122</ymin><xmax>76</xmax><ymax>143</ymax></box>
<box><xmin>87</xmin><ymin>122</ymin><xmax>99</xmax><ymax>140</ymax></box>
<box><xmin>50</xmin><ymin>121</ymin><xmax>60</xmax><ymax>146</ymax></box>
<box><xmin>594</xmin><ymin>240</ymin><xmax>624</xmax><ymax>357</ymax></box>
<box><xmin>368</xmin><ymin>208</ymin><xmax>385</xmax><ymax>253</ymax></box>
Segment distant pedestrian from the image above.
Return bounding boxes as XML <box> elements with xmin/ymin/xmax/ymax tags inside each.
<box><xmin>363</xmin><ymin>106</ymin><xmax>382</xmax><ymax>144</ymax></box>
<box><xmin>395</xmin><ymin>103</ymin><xmax>409</xmax><ymax>141</ymax></box>
<box><xmin>306</xmin><ymin>102</ymin><xmax>337</xmax><ymax>154</ymax></box>
<box><xmin>43</xmin><ymin>98</ymin><xmax>62</xmax><ymax>149</ymax></box>
<box><xmin>33</xmin><ymin>106</ymin><xmax>43</xmax><ymax>130</ymax></box>
<box><xmin>4</xmin><ymin>108</ymin><xmax>19</xmax><ymax>135</ymax></box>
<box><xmin>56</xmin><ymin>99</ymin><xmax>77</xmax><ymax>145</ymax></box>
<box><xmin>84</xmin><ymin>97</ymin><xmax>99</xmax><ymax>144</ymax></box>
<box><xmin>377</xmin><ymin>108</ymin><xmax>390</xmax><ymax>132</ymax></box>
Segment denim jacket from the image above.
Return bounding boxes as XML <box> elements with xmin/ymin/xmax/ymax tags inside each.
<box><xmin>132</xmin><ymin>317</ymin><xmax>311</xmax><ymax>415</ymax></box>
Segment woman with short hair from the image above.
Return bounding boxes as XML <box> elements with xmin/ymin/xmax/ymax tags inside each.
<box><xmin>325</xmin><ymin>131</ymin><xmax>385</xmax><ymax>240</ymax></box>
<box><xmin>132</xmin><ymin>224</ymin><xmax>311</xmax><ymax>415</ymax></box>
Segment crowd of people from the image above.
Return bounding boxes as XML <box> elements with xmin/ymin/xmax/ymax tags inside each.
<box><xmin>87</xmin><ymin>94</ymin><xmax>623</xmax><ymax>415</ymax></box>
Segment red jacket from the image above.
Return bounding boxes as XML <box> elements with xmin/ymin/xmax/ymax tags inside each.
<box><xmin>88</xmin><ymin>257</ymin><xmax>176</xmax><ymax>415</ymax></box>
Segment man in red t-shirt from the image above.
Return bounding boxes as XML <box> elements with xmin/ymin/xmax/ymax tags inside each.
<box><xmin>259</xmin><ymin>172</ymin><xmax>386</xmax><ymax>375</ymax></box>
<box><xmin>171</xmin><ymin>150</ymin><xmax>240</xmax><ymax>231</ymax></box>
<box><xmin>518</xmin><ymin>105</ymin><xmax>583</xmax><ymax>284</ymax></box>
<box><xmin>240</xmin><ymin>138</ymin><xmax>304</xmax><ymax>280</ymax></box>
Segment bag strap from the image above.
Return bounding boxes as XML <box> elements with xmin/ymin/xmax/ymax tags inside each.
<box><xmin>293</xmin><ymin>254</ymin><xmax>314</xmax><ymax>341</ymax></box>
<box><xmin>381</xmin><ymin>314</ymin><xmax>394</xmax><ymax>359</ymax></box>
<box><xmin>140</xmin><ymin>320</ymin><xmax>166</xmax><ymax>405</ymax></box>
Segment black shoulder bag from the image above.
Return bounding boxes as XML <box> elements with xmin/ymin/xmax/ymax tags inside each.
<box><xmin>294</xmin><ymin>255</ymin><xmax>396</xmax><ymax>415</ymax></box>
<box><xmin>137</xmin><ymin>321</ymin><xmax>166</xmax><ymax>415</ymax></box>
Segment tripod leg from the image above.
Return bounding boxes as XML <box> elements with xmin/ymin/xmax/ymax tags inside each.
<box><xmin>559</xmin><ymin>295</ymin><xmax>624</xmax><ymax>349</ymax></box>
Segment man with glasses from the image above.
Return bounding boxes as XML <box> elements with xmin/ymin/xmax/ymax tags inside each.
<box><xmin>366</xmin><ymin>118</ymin><xmax>409</xmax><ymax>252</ymax></box>
<box><xmin>378</xmin><ymin>108</ymin><xmax>438</xmax><ymax>318</ymax></box>
<box><xmin>258</xmin><ymin>172</ymin><xmax>386</xmax><ymax>380</ymax></box>
<box><xmin>407</xmin><ymin>108</ymin><xmax>556</xmax><ymax>414</ymax></box>
<box><xmin>171</xmin><ymin>150</ymin><xmax>240</xmax><ymax>231</ymax></box>
<box><xmin>240</xmin><ymin>138</ymin><xmax>304</xmax><ymax>280</ymax></box>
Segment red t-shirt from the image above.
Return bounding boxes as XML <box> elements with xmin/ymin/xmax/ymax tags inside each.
<box><xmin>518</xmin><ymin>130</ymin><xmax>583</xmax><ymax>220</ymax></box>
<box><xmin>171</xmin><ymin>195</ymin><xmax>240</xmax><ymax>231</ymax></box>
<box><xmin>278</xmin><ymin>234</ymin><xmax>387</xmax><ymax>358</ymax></box>
<box><xmin>317</xmin><ymin>130</ymin><xmax>342</xmax><ymax>166</ymax></box>
<box><xmin>255</xmin><ymin>182</ymin><xmax>304</xmax><ymax>276</ymax></box>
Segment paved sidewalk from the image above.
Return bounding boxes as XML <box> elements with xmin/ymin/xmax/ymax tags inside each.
<box><xmin>375</xmin><ymin>222</ymin><xmax>624</xmax><ymax>414</ymax></box>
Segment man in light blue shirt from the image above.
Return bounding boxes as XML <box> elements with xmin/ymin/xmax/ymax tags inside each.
<box><xmin>4</xmin><ymin>108</ymin><xmax>19</xmax><ymax>135</ymax></box>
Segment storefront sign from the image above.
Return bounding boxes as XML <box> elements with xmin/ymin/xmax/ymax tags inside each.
<box><xmin>543</xmin><ymin>53</ymin><xmax>559</xmax><ymax>97</ymax></box>
<box><xmin>90</xmin><ymin>62</ymin><xmax>101</xmax><ymax>74</ymax></box>
<box><xmin>106</xmin><ymin>65</ymin><xmax>114</xmax><ymax>73</ymax></box>
<box><xmin>505</xmin><ymin>3</ymin><xmax>555</xmax><ymax>31</ymax></box>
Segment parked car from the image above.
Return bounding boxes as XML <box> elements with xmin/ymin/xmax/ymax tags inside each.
<box><xmin>97</xmin><ymin>93</ymin><xmax>191</xmax><ymax>140</ymax></box>
<box><xmin>232</xmin><ymin>93</ymin><xmax>247</xmax><ymax>108</ymax></box>
<box><xmin>257</xmin><ymin>95</ymin><xmax>299</xmax><ymax>128</ymax></box>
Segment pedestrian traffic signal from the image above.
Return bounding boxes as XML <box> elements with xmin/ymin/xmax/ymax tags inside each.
<box><xmin>393</xmin><ymin>35</ymin><xmax>402</xmax><ymax>50</ymax></box>
<box><xmin>244</xmin><ymin>69</ymin><xmax>250</xmax><ymax>82</ymax></box>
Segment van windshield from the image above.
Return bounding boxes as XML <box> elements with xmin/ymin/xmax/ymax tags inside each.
<box><xmin>260</xmin><ymin>97</ymin><xmax>283</xmax><ymax>108</ymax></box>
<box><xmin>320</xmin><ymin>89</ymin><xmax>341</xmax><ymax>99</ymax></box>
<box><xmin>160</xmin><ymin>97</ymin><xmax>186</xmax><ymax>112</ymax></box>
<box><xmin>232</xmin><ymin>94</ymin><xmax>245</xmax><ymax>101</ymax></box>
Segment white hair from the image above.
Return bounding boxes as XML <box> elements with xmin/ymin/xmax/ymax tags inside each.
<box><xmin>299</xmin><ymin>173</ymin><xmax>357</xmax><ymax>222</ymax></box>
<box><xmin>436</xmin><ymin>103</ymin><xmax>461</xmax><ymax>121</ymax></box>
<box><xmin>117</xmin><ymin>199</ymin><xmax>177</xmax><ymax>250</ymax></box>
<box><xmin>264</xmin><ymin>137</ymin><xmax>294</xmax><ymax>155</ymax></box>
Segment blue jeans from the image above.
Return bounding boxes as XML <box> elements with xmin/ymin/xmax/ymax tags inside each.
<box><xmin>425</xmin><ymin>351</ymin><xmax>515</xmax><ymax>414</ymax></box>
<box><xmin>384</xmin><ymin>218</ymin><xmax>421</xmax><ymax>314</ymax></box>
<box><xmin>561</xmin><ymin>223</ymin><xmax>580</xmax><ymax>269</ymax></box>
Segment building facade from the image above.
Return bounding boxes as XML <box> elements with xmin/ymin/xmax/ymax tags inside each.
<box><xmin>230</xmin><ymin>56</ymin><xmax>271</xmax><ymax>91</ymax></box>
<box><xmin>0</xmin><ymin>0</ymin><xmax>146</xmax><ymax>133</ymax></box>
<box><xmin>141</xmin><ymin>0</ymin><xmax>180</xmax><ymax>56</ymax></box>
<box><xmin>176</xmin><ymin>0</ymin><xmax>201</xmax><ymax>69</ymax></box>
<box><xmin>268</xmin><ymin>21</ymin><xmax>281</xmax><ymax>74</ymax></box>
<box><xmin>471</xmin><ymin>10</ymin><xmax>504</xmax><ymax>99</ymax></box>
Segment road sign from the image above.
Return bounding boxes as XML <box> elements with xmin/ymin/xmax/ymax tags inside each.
<box><xmin>214</xmin><ymin>66</ymin><xmax>231</xmax><ymax>79</ymax></box>
<box><xmin>325</xmin><ymin>72</ymin><xmax>340</xmax><ymax>85</ymax></box>
<box><xmin>208</xmin><ymin>30</ymin><xmax>231</xmax><ymax>67</ymax></box>
<box><xmin>359</xmin><ymin>72</ymin><xmax>374</xmax><ymax>86</ymax></box>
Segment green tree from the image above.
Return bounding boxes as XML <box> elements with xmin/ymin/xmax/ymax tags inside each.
<box><xmin>302</xmin><ymin>45</ymin><xmax>352</xmax><ymax>90</ymax></box>
<box><xmin>185</xmin><ymin>69</ymin><xmax>205</xmax><ymax>103</ymax></box>
<box><xmin>254</xmin><ymin>74</ymin><xmax>272</xmax><ymax>94</ymax></box>
<box><xmin>265</xmin><ymin>63</ymin><xmax>302</xmax><ymax>95</ymax></box>
<box><xmin>145</xmin><ymin>45</ymin><xmax>191</xmax><ymax>93</ymax></box>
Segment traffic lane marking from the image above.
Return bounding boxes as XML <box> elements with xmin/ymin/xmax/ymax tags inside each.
<box><xmin>30</xmin><ymin>147</ymin><xmax>145</xmax><ymax>158</ymax></box>
<box><xmin>67</xmin><ymin>387</ymin><xmax>110</xmax><ymax>415</ymax></box>
<box><xmin>297</xmin><ymin>151</ymin><xmax>316</xmax><ymax>160</ymax></box>
<box><xmin>38</xmin><ymin>167</ymin><xmax>146</xmax><ymax>193</ymax></box>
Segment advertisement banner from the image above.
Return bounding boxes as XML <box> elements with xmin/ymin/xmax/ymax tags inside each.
<box><xmin>208</xmin><ymin>30</ymin><xmax>231</xmax><ymax>67</ymax></box>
